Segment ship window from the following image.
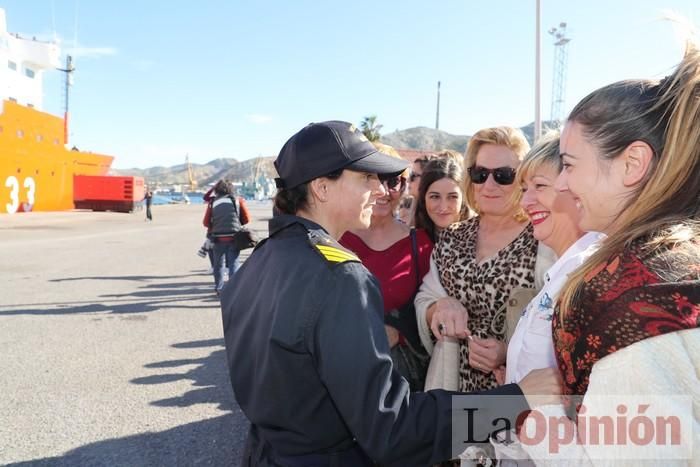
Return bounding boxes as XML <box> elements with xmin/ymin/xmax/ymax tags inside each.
<box><xmin>8</xmin><ymin>60</ymin><xmax>17</xmax><ymax>70</ymax></box>
<box><xmin>36</xmin><ymin>134</ymin><xmax>43</xmax><ymax>142</ymax></box>
<box><xmin>25</xmin><ymin>68</ymin><xmax>35</xmax><ymax>78</ymax></box>
<box><xmin>53</xmin><ymin>138</ymin><xmax>59</xmax><ymax>144</ymax></box>
<box><xmin>16</xmin><ymin>129</ymin><xmax>24</xmax><ymax>138</ymax></box>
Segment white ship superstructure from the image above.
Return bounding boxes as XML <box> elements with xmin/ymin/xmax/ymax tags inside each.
<box><xmin>0</xmin><ymin>8</ymin><xmax>60</xmax><ymax>110</ymax></box>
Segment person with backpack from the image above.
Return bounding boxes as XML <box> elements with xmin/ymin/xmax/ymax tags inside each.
<box><xmin>203</xmin><ymin>180</ymin><xmax>250</xmax><ymax>295</ymax></box>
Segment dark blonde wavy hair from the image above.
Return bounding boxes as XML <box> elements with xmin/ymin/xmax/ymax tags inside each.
<box><xmin>463</xmin><ymin>126</ymin><xmax>530</xmax><ymax>220</ymax></box>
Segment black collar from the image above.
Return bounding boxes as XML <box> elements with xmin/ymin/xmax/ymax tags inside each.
<box><xmin>268</xmin><ymin>214</ymin><xmax>329</xmax><ymax>237</ymax></box>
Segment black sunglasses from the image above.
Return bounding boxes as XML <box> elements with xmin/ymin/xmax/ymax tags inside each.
<box><xmin>468</xmin><ymin>166</ymin><xmax>516</xmax><ymax>185</ymax></box>
<box><xmin>380</xmin><ymin>175</ymin><xmax>406</xmax><ymax>192</ymax></box>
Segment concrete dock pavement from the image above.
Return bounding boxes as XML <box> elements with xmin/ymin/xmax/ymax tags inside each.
<box><xmin>0</xmin><ymin>201</ymin><xmax>273</xmax><ymax>466</ymax></box>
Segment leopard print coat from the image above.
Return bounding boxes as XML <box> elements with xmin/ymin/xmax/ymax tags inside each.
<box><xmin>433</xmin><ymin>217</ymin><xmax>538</xmax><ymax>392</ymax></box>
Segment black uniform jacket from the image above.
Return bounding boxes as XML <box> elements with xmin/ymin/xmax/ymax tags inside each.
<box><xmin>221</xmin><ymin>214</ymin><xmax>529</xmax><ymax>467</ymax></box>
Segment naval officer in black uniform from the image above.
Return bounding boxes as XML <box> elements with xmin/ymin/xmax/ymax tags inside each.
<box><xmin>221</xmin><ymin>121</ymin><xmax>561</xmax><ymax>467</ymax></box>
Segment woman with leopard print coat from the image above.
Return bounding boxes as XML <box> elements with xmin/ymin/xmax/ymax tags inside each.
<box><xmin>416</xmin><ymin>126</ymin><xmax>548</xmax><ymax>394</ymax></box>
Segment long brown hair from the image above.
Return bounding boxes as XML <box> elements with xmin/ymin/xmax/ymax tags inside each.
<box><xmin>558</xmin><ymin>38</ymin><xmax>700</xmax><ymax>318</ymax></box>
<box><xmin>415</xmin><ymin>157</ymin><xmax>465</xmax><ymax>242</ymax></box>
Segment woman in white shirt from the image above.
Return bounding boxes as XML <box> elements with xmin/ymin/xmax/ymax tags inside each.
<box><xmin>492</xmin><ymin>132</ymin><xmax>604</xmax><ymax>464</ymax></box>
<box><xmin>503</xmin><ymin>133</ymin><xmax>604</xmax><ymax>385</ymax></box>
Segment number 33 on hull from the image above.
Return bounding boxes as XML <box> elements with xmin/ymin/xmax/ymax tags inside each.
<box><xmin>0</xmin><ymin>101</ymin><xmax>114</xmax><ymax>214</ymax></box>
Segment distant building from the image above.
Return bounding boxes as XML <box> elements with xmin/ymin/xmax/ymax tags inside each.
<box><xmin>239</xmin><ymin>176</ymin><xmax>275</xmax><ymax>200</ymax></box>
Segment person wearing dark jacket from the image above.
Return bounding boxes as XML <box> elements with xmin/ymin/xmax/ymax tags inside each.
<box><xmin>203</xmin><ymin>180</ymin><xmax>250</xmax><ymax>294</ymax></box>
<box><xmin>221</xmin><ymin>121</ymin><xmax>562</xmax><ymax>467</ymax></box>
<box><xmin>144</xmin><ymin>190</ymin><xmax>153</xmax><ymax>221</ymax></box>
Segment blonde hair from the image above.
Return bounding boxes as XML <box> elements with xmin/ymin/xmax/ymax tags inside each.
<box><xmin>463</xmin><ymin>126</ymin><xmax>530</xmax><ymax>218</ymax></box>
<box><xmin>515</xmin><ymin>131</ymin><xmax>561</xmax><ymax>188</ymax></box>
<box><xmin>373</xmin><ymin>142</ymin><xmax>409</xmax><ymax>179</ymax></box>
<box><xmin>558</xmin><ymin>35</ymin><xmax>700</xmax><ymax>320</ymax></box>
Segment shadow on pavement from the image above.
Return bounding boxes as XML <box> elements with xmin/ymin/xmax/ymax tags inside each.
<box><xmin>2</xmin><ymin>272</ymin><xmax>221</xmax><ymax>316</ymax></box>
<box><xmin>8</xmin><ymin>339</ymin><xmax>249</xmax><ymax>467</ymax></box>
<box><xmin>49</xmin><ymin>273</ymin><xmax>208</xmax><ymax>282</ymax></box>
<box><xmin>8</xmin><ymin>415</ymin><xmax>246</xmax><ymax>467</ymax></box>
<box><xmin>132</xmin><ymin>338</ymin><xmax>234</xmax><ymax>412</ymax></box>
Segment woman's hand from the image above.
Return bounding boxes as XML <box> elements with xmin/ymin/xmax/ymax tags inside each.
<box><xmin>384</xmin><ymin>325</ymin><xmax>400</xmax><ymax>348</ymax></box>
<box><xmin>468</xmin><ymin>336</ymin><xmax>506</xmax><ymax>372</ymax></box>
<box><xmin>517</xmin><ymin>368</ymin><xmax>563</xmax><ymax>407</ymax></box>
<box><xmin>493</xmin><ymin>365</ymin><xmax>506</xmax><ymax>385</ymax></box>
<box><xmin>428</xmin><ymin>297</ymin><xmax>470</xmax><ymax>340</ymax></box>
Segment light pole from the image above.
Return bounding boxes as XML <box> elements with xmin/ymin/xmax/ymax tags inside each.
<box><xmin>435</xmin><ymin>80</ymin><xmax>441</xmax><ymax>130</ymax></box>
<box><xmin>534</xmin><ymin>0</ymin><xmax>541</xmax><ymax>142</ymax></box>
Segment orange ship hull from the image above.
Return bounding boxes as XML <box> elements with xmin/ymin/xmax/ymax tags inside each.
<box><xmin>0</xmin><ymin>99</ymin><xmax>114</xmax><ymax>213</ymax></box>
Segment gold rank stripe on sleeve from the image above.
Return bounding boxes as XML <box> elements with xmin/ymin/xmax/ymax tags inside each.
<box><xmin>315</xmin><ymin>245</ymin><xmax>360</xmax><ymax>263</ymax></box>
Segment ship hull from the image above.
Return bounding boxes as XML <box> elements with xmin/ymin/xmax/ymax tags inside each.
<box><xmin>1</xmin><ymin>100</ymin><xmax>113</xmax><ymax>213</ymax></box>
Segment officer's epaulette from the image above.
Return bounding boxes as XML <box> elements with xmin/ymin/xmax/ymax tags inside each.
<box><xmin>307</xmin><ymin>231</ymin><xmax>360</xmax><ymax>265</ymax></box>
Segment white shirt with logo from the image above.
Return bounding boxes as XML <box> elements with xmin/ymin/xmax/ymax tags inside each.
<box><xmin>505</xmin><ymin>231</ymin><xmax>605</xmax><ymax>384</ymax></box>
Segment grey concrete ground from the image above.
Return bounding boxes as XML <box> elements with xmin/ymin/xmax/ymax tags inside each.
<box><xmin>0</xmin><ymin>201</ymin><xmax>272</xmax><ymax>466</ymax></box>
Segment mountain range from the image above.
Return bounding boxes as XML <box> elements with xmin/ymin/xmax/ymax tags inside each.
<box><xmin>113</xmin><ymin>121</ymin><xmax>557</xmax><ymax>186</ymax></box>
<box><xmin>112</xmin><ymin>157</ymin><xmax>278</xmax><ymax>187</ymax></box>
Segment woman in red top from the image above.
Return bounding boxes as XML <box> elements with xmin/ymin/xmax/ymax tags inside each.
<box><xmin>341</xmin><ymin>144</ymin><xmax>433</xmax><ymax>390</ymax></box>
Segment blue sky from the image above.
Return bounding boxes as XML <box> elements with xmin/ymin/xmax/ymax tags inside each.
<box><xmin>3</xmin><ymin>1</ymin><xmax>700</xmax><ymax>169</ymax></box>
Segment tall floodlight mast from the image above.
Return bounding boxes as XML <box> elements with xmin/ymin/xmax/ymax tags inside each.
<box><xmin>548</xmin><ymin>22</ymin><xmax>571</xmax><ymax>127</ymax></box>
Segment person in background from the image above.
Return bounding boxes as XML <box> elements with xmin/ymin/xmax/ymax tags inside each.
<box><xmin>202</xmin><ymin>180</ymin><xmax>250</xmax><ymax>295</ymax></box>
<box><xmin>220</xmin><ymin>120</ymin><xmax>562</xmax><ymax>467</ymax></box>
<box><xmin>397</xmin><ymin>195</ymin><xmax>414</xmax><ymax>225</ymax></box>
<box><xmin>144</xmin><ymin>190</ymin><xmax>153</xmax><ymax>221</ymax></box>
<box><xmin>434</xmin><ymin>149</ymin><xmax>464</xmax><ymax>165</ymax></box>
<box><xmin>340</xmin><ymin>144</ymin><xmax>433</xmax><ymax>391</ymax></box>
<box><xmin>199</xmin><ymin>186</ymin><xmax>217</xmax><ymax>270</ymax></box>
<box><xmin>407</xmin><ymin>155</ymin><xmax>435</xmax><ymax>198</ymax></box>
<box><xmin>520</xmin><ymin>30</ymin><xmax>700</xmax><ymax>464</ymax></box>
<box><xmin>413</xmin><ymin>156</ymin><xmax>466</xmax><ymax>243</ymax></box>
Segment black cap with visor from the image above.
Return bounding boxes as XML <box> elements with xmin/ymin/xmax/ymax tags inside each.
<box><xmin>274</xmin><ymin>121</ymin><xmax>408</xmax><ymax>189</ymax></box>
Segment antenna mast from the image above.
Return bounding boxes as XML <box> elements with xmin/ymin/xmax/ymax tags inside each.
<box><xmin>56</xmin><ymin>55</ymin><xmax>74</xmax><ymax>145</ymax></box>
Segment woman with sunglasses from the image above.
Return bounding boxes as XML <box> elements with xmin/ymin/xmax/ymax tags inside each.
<box><xmin>340</xmin><ymin>143</ymin><xmax>433</xmax><ymax>390</ymax></box>
<box><xmin>415</xmin><ymin>127</ymin><xmax>556</xmax><ymax>395</ymax></box>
